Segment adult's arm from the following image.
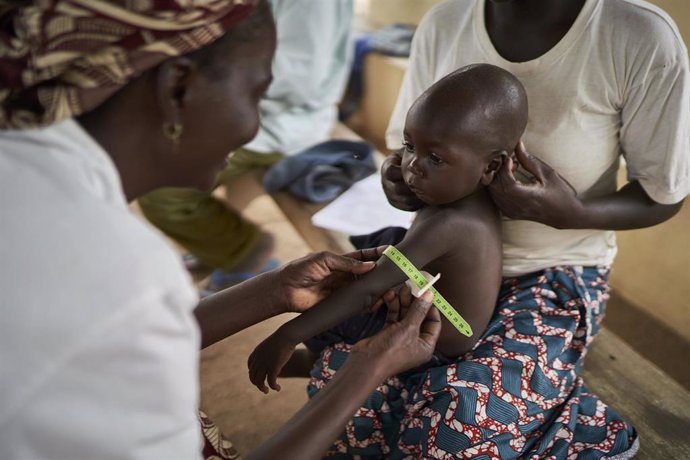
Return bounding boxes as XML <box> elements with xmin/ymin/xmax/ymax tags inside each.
<box><xmin>247</xmin><ymin>289</ymin><xmax>441</xmax><ymax>460</ymax></box>
<box><xmin>194</xmin><ymin>249</ymin><xmax>382</xmax><ymax>348</ymax></box>
<box><xmin>488</xmin><ymin>142</ymin><xmax>685</xmax><ymax>230</ymax></box>
<box><xmin>194</xmin><ymin>270</ymin><xmax>284</xmax><ymax>348</ymax></box>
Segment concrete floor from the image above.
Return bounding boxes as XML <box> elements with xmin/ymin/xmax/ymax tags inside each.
<box><xmin>197</xmin><ymin>173</ymin><xmax>311</xmax><ymax>455</ymax></box>
<box><xmin>604</xmin><ymin>289</ymin><xmax>690</xmax><ymax>389</ymax></box>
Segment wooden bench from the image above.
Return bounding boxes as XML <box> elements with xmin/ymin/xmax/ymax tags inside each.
<box><xmin>258</xmin><ymin>123</ymin><xmax>690</xmax><ymax>458</ymax></box>
<box><xmin>581</xmin><ymin>330</ymin><xmax>690</xmax><ymax>458</ymax></box>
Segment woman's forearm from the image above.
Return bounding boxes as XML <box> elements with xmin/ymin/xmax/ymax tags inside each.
<box><xmin>488</xmin><ymin>144</ymin><xmax>686</xmax><ymax>231</ymax></box>
<box><xmin>194</xmin><ymin>270</ymin><xmax>285</xmax><ymax>348</ymax></box>
<box><xmin>278</xmin><ymin>281</ymin><xmax>374</xmax><ymax>345</ymax></box>
<box><xmin>571</xmin><ymin>181</ymin><xmax>684</xmax><ymax>230</ymax></box>
<box><xmin>246</xmin><ymin>353</ymin><xmax>386</xmax><ymax>460</ymax></box>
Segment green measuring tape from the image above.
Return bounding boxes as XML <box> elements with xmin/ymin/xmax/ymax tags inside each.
<box><xmin>383</xmin><ymin>245</ymin><xmax>473</xmax><ymax>337</ymax></box>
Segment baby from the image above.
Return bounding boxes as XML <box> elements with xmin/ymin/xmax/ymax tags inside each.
<box><xmin>249</xmin><ymin>63</ymin><xmax>528</xmax><ymax>392</ymax></box>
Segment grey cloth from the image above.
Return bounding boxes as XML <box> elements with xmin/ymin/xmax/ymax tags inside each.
<box><xmin>263</xmin><ymin>139</ymin><xmax>376</xmax><ymax>203</ymax></box>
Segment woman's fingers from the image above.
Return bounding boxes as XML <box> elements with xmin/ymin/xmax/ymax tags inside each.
<box><xmin>514</xmin><ymin>141</ymin><xmax>545</xmax><ymax>182</ymax></box>
<box><xmin>513</xmin><ymin>142</ymin><xmax>577</xmax><ymax>193</ymax></box>
<box><xmin>344</xmin><ymin>246</ymin><xmax>386</xmax><ymax>264</ymax></box>
<box><xmin>498</xmin><ymin>155</ymin><xmax>519</xmax><ymax>188</ymax></box>
<box><xmin>350</xmin><ymin>290</ymin><xmax>442</xmax><ymax>377</ymax></box>
<box><xmin>366</xmin><ymin>296</ymin><xmax>384</xmax><ymax>313</ymax></box>
<box><xmin>417</xmin><ymin>299</ymin><xmax>442</xmax><ymax>349</ymax></box>
<box><xmin>400</xmin><ymin>291</ymin><xmax>440</xmax><ymax>364</ymax></box>
<box><xmin>489</xmin><ymin>156</ymin><xmax>524</xmax><ymax>210</ymax></box>
<box><xmin>398</xmin><ymin>285</ymin><xmax>413</xmax><ymax>319</ymax></box>
<box><xmin>320</xmin><ymin>246</ymin><xmax>386</xmax><ymax>277</ymax></box>
<box><xmin>400</xmin><ymin>290</ymin><xmax>433</xmax><ymax>329</ymax></box>
<box><xmin>488</xmin><ymin>153</ymin><xmax>520</xmax><ymax>194</ymax></box>
<box><xmin>385</xmin><ymin>289</ymin><xmax>401</xmax><ymax>324</ymax></box>
<box><xmin>320</xmin><ymin>251</ymin><xmax>375</xmax><ymax>275</ymax></box>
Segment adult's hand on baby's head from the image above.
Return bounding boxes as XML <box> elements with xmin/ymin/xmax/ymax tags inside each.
<box><xmin>350</xmin><ymin>287</ymin><xmax>441</xmax><ymax>378</ymax></box>
<box><xmin>381</xmin><ymin>150</ymin><xmax>425</xmax><ymax>212</ymax></box>
<box><xmin>279</xmin><ymin>247</ymin><xmax>385</xmax><ymax>314</ymax></box>
<box><xmin>488</xmin><ymin>141</ymin><xmax>581</xmax><ymax>229</ymax></box>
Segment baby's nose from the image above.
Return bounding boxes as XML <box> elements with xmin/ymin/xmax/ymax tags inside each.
<box><xmin>408</xmin><ymin>157</ymin><xmax>425</xmax><ymax>178</ymax></box>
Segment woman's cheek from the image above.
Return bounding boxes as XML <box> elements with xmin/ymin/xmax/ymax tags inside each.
<box><xmin>238</xmin><ymin>93</ymin><xmax>262</xmax><ymax>144</ymax></box>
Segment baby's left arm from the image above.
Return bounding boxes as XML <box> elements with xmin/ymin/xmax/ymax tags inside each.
<box><xmin>247</xmin><ymin>257</ymin><xmax>408</xmax><ymax>393</ymax></box>
<box><xmin>394</xmin><ymin>213</ymin><xmax>501</xmax><ymax>358</ymax></box>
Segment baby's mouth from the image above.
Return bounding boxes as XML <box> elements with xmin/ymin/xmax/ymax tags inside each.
<box><xmin>402</xmin><ymin>169</ymin><xmax>424</xmax><ymax>196</ymax></box>
<box><xmin>404</xmin><ymin>174</ymin><xmax>419</xmax><ymax>189</ymax></box>
<box><xmin>402</xmin><ymin>171</ymin><xmax>414</xmax><ymax>187</ymax></box>
<box><xmin>406</xmin><ymin>181</ymin><xmax>425</xmax><ymax>198</ymax></box>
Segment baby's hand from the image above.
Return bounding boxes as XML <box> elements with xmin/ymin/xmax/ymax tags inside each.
<box><xmin>248</xmin><ymin>332</ymin><xmax>296</xmax><ymax>394</ymax></box>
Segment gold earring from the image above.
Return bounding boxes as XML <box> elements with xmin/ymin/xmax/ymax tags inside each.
<box><xmin>162</xmin><ymin>122</ymin><xmax>183</xmax><ymax>144</ymax></box>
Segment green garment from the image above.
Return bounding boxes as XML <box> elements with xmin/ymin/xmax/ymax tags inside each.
<box><xmin>138</xmin><ymin>148</ymin><xmax>283</xmax><ymax>271</ymax></box>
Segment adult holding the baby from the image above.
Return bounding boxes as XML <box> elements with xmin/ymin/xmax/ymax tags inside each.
<box><xmin>0</xmin><ymin>1</ymin><xmax>442</xmax><ymax>459</ymax></box>
<box><xmin>304</xmin><ymin>0</ymin><xmax>689</xmax><ymax>458</ymax></box>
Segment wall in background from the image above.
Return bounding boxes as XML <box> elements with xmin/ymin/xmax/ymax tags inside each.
<box><xmin>607</xmin><ymin>0</ymin><xmax>689</xmax><ymax>341</ymax></box>
<box><xmin>357</xmin><ymin>0</ymin><xmax>443</xmax><ymax>27</ymax></box>
<box><xmin>649</xmin><ymin>0</ymin><xmax>689</xmax><ymax>43</ymax></box>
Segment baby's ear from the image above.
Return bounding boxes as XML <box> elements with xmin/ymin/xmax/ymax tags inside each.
<box><xmin>481</xmin><ymin>151</ymin><xmax>507</xmax><ymax>186</ymax></box>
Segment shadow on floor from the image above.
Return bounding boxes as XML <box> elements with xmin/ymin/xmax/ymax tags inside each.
<box><xmin>604</xmin><ymin>289</ymin><xmax>690</xmax><ymax>390</ymax></box>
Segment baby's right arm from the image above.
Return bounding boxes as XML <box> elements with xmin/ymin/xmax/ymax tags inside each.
<box><xmin>248</xmin><ymin>218</ymin><xmax>455</xmax><ymax>393</ymax></box>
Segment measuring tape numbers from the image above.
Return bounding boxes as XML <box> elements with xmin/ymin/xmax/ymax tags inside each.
<box><xmin>383</xmin><ymin>245</ymin><xmax>473</xmax><ymax>337</ymax></box>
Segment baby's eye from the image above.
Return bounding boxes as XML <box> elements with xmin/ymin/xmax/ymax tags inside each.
<box><xmin>402</xmin><ymin>141</ymin><xmax>415</xmax><ymax>153</ymax></box>
<box><xmin>429</xmin><ymin>152</ymin><xmax>444</xmax><ymax>165</ymax></box>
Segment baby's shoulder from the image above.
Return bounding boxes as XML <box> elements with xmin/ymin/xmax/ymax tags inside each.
<box><xmin>422</xmin><ymin>198</ymin><xmax>498</xmax><ymax>226</ymax></box>
<box><xmin>412</xmin><ymin>204</ymin><xmax>500</xmax><ymax>250</ymax></box>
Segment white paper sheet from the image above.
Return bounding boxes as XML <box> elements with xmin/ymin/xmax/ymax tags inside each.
<box><xmin>311</xmin><ymin>174</ymin><xmax>415</xmax><ymax>235</ymax></box>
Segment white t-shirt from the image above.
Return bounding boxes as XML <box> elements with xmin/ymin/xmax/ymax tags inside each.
<box><xmin>386</xmin><ymin>0</ymin><xmax>690</xmax><ymax>276</ymax></box>
<box><xmin>0</xmin><ymin>120</ymin><xmax>202</xmax><ymax>459</ymax></box>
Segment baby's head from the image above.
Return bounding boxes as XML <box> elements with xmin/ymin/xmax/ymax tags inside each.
<box><xmin>401</xmin><ymin>63</ymin><xmax>527</xmax><ymax>205</ymax></box>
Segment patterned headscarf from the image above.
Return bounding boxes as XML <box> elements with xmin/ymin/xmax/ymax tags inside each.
<box><xmin>0</xmin><ymin>0</ymin><xmax>259</xmax><ymax>129</ymax></box>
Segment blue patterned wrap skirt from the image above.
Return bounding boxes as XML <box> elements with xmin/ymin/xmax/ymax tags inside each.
<box><xmin>306</xmin><ymin>266</ymin><xmax>638</xmax><ymax>459</ymax></box>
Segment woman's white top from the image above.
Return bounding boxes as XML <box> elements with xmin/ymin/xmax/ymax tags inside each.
<box><xmin>0</xmin><ymin>120</ymin><xmax>202</xmax><ymax>459</ymax></box>
<box><xmin>386</xmin><ymin>0</ymin><xmax>690</xmax><ymax>276</ymax></box>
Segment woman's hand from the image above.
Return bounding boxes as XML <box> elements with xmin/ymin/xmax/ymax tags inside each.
<box><xmin>279</xmin><ymin>247</ymin><xmax>385</xmax><ymax>314</ymax></box>
<box><xmin>381</xmin><ymin>149</ymin><xmax>425</xmax><ymax>211</ymax></box>
<box><xmin>245</xmin><ymin>287</ymin><xmax>441</xmax><ymax>460</ymax></box>
<box><xmin>488</xmin><ymin>141</ymin><xmax>584</xmax><ymax>229</ymax></box>
<box><xmin>349</xmin><ymin>287</ymin><xmax>441</xmax><ymax>378</ymax></box>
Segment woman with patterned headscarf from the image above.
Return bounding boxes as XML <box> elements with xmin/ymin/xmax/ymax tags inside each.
<box><xmin>0</xmin><ymin>1</ymin><xmax>442</xmax><ymax>459</ymax></box>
